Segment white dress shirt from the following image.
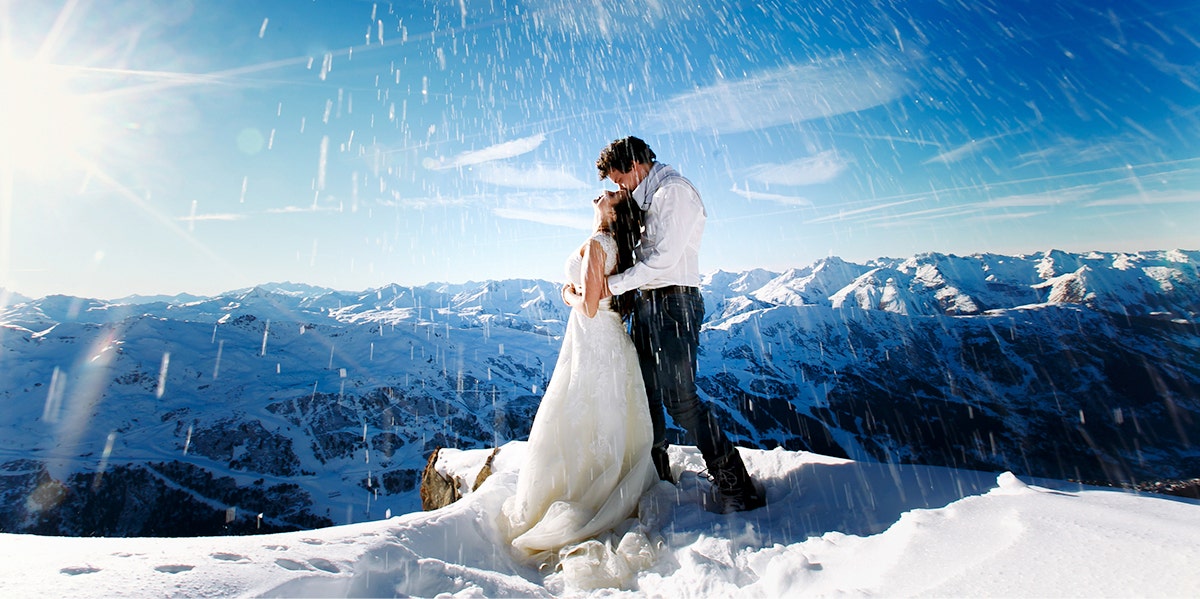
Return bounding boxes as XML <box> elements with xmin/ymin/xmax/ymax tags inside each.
<box><xmin>608</xmin><ymin>163</ymin><xmax>706</xmax><ymax>295</ymax></box>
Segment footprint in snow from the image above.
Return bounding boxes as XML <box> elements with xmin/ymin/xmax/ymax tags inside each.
<box><xmin>210</xmin><ymin>552</ymin><xmax>248</xmax><ymax>562</ymax></box>
<box><xmin>308</xmin><ymin>558</ymin><xmax>340</xmax><ymax>573</ymax></box>
<box><xmin>154</xmin><ymin>564</ymin><xmax>195</xmax><ymax>574</ymax></box>
<box><xmin>274</xmin><ymin>558</ymin><xmax>309</xmax><ymax>571</ymax></box>
<box><xmin>60</xmin><ymin>566</ymin><xmax>100</xmax><ymax>576</ymax></box>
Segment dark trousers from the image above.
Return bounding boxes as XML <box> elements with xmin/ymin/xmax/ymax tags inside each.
<box><xmin>631</xmin><ymin>287</ymin><xmax>736</xmax><ymax>466</ymax></box>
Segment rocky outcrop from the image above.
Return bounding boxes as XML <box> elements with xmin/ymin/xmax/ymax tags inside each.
<box><xmin>420</xmin><ymin>448</ymin><xmax>461</xmax><ymax>511</ymax></box>
<box><xmin>419</xmin><ymin>447</ymin><xmax>500</xmax><ymax>511</ymax></box>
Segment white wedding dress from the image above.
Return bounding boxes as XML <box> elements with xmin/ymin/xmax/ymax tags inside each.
<box><xmin>500</xmin><ymin>233</ymin><xmax>658</xmax><ymax>567</ymax></box>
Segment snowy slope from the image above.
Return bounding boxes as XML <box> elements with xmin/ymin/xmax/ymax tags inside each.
<box><xmin>1</xmin><ymin>445</ymin><xmax>1197</xmax><ymax>598</ymax></box>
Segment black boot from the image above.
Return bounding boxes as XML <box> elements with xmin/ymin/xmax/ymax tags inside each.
<box><xmin>708</xmin><ymin>449</ymin><xmax>766</xmax><ymax>514</ymax></box>
<box><xmin>652</xmin><ymin>443</ymin><xmax>674</xmax><ymax>484</ymax></box>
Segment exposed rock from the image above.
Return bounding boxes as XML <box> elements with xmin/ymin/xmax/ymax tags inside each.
<box><xmin>419</xmin><ymin>447</ymin><xmax>500</xmax><ymax>511</ymax></box>
<box><xmin>420</xmin><ymin>448</ymin><xmax>460</xmax><ymax>511</ymax></box>
<box><xmin>473</xmin><ymin>448</ymin><xmax>500</xmax><ymax>490</ymax></box>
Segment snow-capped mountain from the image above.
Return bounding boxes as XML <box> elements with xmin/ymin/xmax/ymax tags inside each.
<box><xmin>0</xmin><ymin>249</ymin><xmax>1197</xmax><ymax>536</ymax></box>
<box><xmin>0</xmin><ymin>288</ymin><xmax>31</xmax><ymax>309</ymax></box>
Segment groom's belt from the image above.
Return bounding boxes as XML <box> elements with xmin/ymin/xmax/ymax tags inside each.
<box><xmin>640</xmin><ymin>285</ymin><xmax>699</xmax><ymax>298</ymax></box>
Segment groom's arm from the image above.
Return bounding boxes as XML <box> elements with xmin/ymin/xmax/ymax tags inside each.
<box><xmin>607</xmin><ymin>183</ymin><xmax>704</xmax><ymax>295</ymax></box>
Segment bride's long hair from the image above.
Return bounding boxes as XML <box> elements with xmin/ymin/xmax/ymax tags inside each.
<box><xmin>603</xmin><ymin>190</ymin><xmax>643</xmax><ymax>320</ymax></box>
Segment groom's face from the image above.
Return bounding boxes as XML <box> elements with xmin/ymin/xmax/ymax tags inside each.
<box><xmin>607</xmin><ymin>162</ymin><xmax>646</xmax><ymax>192</ymax></box>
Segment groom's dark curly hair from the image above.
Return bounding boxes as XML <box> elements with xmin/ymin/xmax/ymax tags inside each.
<box><xmin>596</xmin><ymin>136</ymin><xmax>656</xmax><ymax>178</ymax></box>
<box><xmin>607</xmin><ymin>190</ymin><xmax>644</xmax><ymax>321</ymax></box>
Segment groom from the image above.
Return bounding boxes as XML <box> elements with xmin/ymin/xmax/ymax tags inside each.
<box><xmin>596</xmin><ymin>136</ymin><xmax>765</xmax><ymax>514</ymax></box>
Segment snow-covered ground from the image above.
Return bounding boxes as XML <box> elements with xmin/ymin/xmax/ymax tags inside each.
<box><xmin>2</xmin><ymin>444</ymin><xmax>1198</xmax><ymax>598</ymax></box>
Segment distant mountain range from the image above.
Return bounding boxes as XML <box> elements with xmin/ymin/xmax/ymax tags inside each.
<box><xmin>1</xmin><ymin>249</ymin><xmax>1197</xmax><ymax>536</ymax></box>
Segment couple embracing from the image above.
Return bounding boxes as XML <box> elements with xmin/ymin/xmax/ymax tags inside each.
<box><xmin>500</xmin><ymin>137</ymin><xmax>766</xmax><ymax>566</ymax></box>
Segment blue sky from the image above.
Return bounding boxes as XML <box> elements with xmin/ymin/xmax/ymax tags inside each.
<box><xmin>1</xmin><ymin>0</ymin><xmax>1197</xmax><ymax>299</ymax></box>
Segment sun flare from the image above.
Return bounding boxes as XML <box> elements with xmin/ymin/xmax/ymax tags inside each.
<box><xmin>0</xmin><ymin>58</ymin><xmax>101</xmax><ymax>176</ymax></box>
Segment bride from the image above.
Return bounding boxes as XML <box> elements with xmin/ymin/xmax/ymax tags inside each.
<box><xmin>500</xmin><ymin>189</ymin><xmax>658</xmax><ymax>568</ymax></box>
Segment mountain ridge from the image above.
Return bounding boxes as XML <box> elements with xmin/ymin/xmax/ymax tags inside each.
<box><xmin>1</xmin><ymin>248</ymin><xmax>1197</xmax><ymax>536</ymax></box>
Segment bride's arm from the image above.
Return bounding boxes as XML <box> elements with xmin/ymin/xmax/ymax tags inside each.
<box><xmin>580</xmin><ymin>238</ymin><xmax>607</xmax><ymax>318</ymax></box>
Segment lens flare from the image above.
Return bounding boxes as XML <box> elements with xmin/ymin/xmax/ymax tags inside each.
<box><xmin>0</xmin><ymin>58</ymin><xmax>101</xmax><ymax>176</ymax></box>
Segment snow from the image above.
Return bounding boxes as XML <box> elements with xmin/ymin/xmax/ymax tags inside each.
<box><xmin>3</xmin><ymin>444</ymin><xmax>1198</xmax><ymax>598</ymax></box>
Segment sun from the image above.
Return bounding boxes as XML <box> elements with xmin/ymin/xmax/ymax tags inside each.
<box><xmin>0</xmin><ymin>57</ymin><xmax>102</xmax><ymax>177</ymax></box>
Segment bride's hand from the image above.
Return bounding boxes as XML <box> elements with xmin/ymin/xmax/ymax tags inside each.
<box><xmin>561</xmin><ymin>283</ymin><xmax>581</xmax><ymax>307</ymax></box>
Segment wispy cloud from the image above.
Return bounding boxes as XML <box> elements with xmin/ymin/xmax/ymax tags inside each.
<box><xmin>476</xmin><ymin>163</ymin><xmax>589</xmax><ymax>189</ymax></box>
<box><xmin>377</xmin><ymin>191</ymin><xmax>473</xmax><ymax>209</ymax></box>
<box><xmin>923</xmin><ymin>138</ymin><xmax>992</xmax><ymax>165</ymax></box>
<box><xmin>523</xmin><ymin>1</ymin><xmax>700</xmax><ymax>39</ymax></box>
<box><xmin>748</xmin><ymin>151</ymin><xmax>847</xmax><ymax>186</ymax></box>
<box><xmin>730</xmin><ymin>185</ymin><xmax>813</xmax><ymax>206</ymax></box>
<box><xmin>924</xmin><ymin>128</ymin><xmax>1028</xmax><ymax>165</ymax></box>
<box><xmin>1012</xmin><ymin>133</ymin><xmax>1176</xmax><ymax>170</ymax></box>
<box><xmin>264</xmin><ymin>205</ymin><xmax>342</xmax><ymax>214</ymax></box>
<box><xmin>849</xmin><ymin>188</ymin><xmax>1089</xmax><ymax>227</ymax></box>
<box><xmin>853</xmin><ymin>202</ymin><xmax>978</xmax><ymax>226</ymax></box>
<box><xmin>804</xmin><ymin>197</ymin><xmax>926</xmax><ymax>224</ymax></box>
<box><xmin>980</xmin><ymin>188</ymin><xmax>1093</xmax><ymax>208</ymax></box>
<box><xmin>827</xmin><ymin>183</ymin><xmax>1121</xmax><ymax>229</ymax></box>
<box><xmin>492</xmin><ymin>207</ymin><xmax>592</xmax><ymax>230</ymax></box>
<box><xmin>965</xmin><ymin>210</ymin><xmax>1048</xmax><ymax>223</ymax></box>
<box><xmin>424</xmin><ymin>134</ymin><xmax>546</xmax><ymax>170</ymax></box>
<box><xmin>1015</xmin><ymin>137</ymin><xmax>1116</xmax><ymax>168</ymax></box>
<box><xmin>855</xmin><ymin>204</ymin><xmax>1046</xmax><ymax>227</ymax></box>
<box><xmin>491</xmin><ymin>192</ymin><xmax>593</xmax><ymax>229</ymax></box>
<box><xmin>1083</xmin><ymin>189</ymin><xmax>1200</xmax><ymax>207</ymax></box>
<box><xmin>643</xmin><ymin>57</ymin><xmax>909</xmax><ymax>134</ymax></box>
<box><xmin>176</xmin><ymin>213</ymin><xmax>246</xmax><ymax>222</ymax></box>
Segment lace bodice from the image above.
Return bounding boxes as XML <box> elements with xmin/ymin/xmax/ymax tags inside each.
<box><xmin>565</xmin><ymin>232</ymin><xmax>619</xmax><ymax>287</ymax></box>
